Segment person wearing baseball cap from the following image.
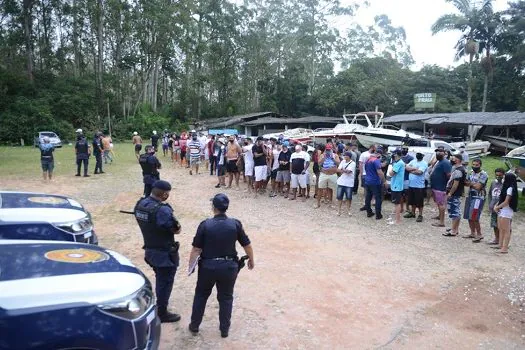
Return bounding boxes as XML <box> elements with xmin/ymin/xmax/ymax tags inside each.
<box><xmin>388</xmin><ymin>149</ymin><xmax>405</xmax><ymax>224</ymax></box>
<box><xmin>188</xmin><ymin>193</ymin><xmax>254</xmax><ymax>338</ymax></box>
<box><xmin>134</xmin><ymin>179</ymin><xmax>182</xmax><ymax>323</ymax></box>
<box><xmin>362</xmin><ymin>145</ymin><xmax>385</xmax><ymax>219</ymax></box>
<box><xmin>316</xmin><ymin>143</ymin><xmax>340</xmax><ymax>208</ymax></box>
<box><xmin>276</xmin><ymin>142</ymin><xmax>292</xmax><ymax>197</ymax></box>
<box><xmin>132</xmin><ymin>131</ymin><xmax>143</xmax><ymax>158</ymax></box>
<box><xmin>405</xmin><ymin>152</ymin><xmax>428</xmax><ymax>222</ymax></box>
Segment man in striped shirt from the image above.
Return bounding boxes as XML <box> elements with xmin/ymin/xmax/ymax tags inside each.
<box><xmin>188</xmin><ymin>133</ymin><xmax>203</xmax><ymax>175</ymax></box>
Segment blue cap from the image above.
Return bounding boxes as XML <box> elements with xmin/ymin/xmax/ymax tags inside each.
<box><xmin>392</xmin><ymin>149</ymin><xmax>402</xmax><ymax>156</ymax></box>
<box><xmin>212</xmin><ymin>193</ymin><xmax>229</xmax><ymax>211</ymax></box>
<box><xmin>282</xmin><ymin>141</ymin><xmax>289</xmax><ymax>148</ymax></box>
<box><xmin>152</xmin><ymin>180</ymin><xmax>172</xmax><ymax>191</ymax></box>
<box><xmin>376</xmin><ymin>146</ymin><xmax>384</xmax><ymax>154</ymax></box>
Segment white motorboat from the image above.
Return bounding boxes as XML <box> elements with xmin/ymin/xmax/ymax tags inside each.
<box><xmin>312</xmin><ymin>113</ymin><xmax>368</xmax><ymax>143</ymax></box>
<box><xmin>450</xmin><ymin>140</ymin><xmax>491</xmax><ymax>156</ymax></box>
<box><xmin>352</xmin><ymin>111</ymin><xmax>423</xmax><ymax>148</ymax></box>
<box><xmin>503</xmin><ymin>146</ymin><xmax>525</xmax><ymax>192</ymax></box>
<box><xmin>262</xmin><ymin>128</ymin><xmax>313</xmax><ymax>143</ymax></box>
<box><xmin>482</xmin><ymin>134</ymin><xmax>524</xmax><ymax>152</ymax></box>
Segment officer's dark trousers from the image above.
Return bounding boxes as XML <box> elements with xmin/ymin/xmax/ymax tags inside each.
<box><xmin>190</xmin><ymin>260</ymin><xmax>238</xmax><ymax>332</ymax></box>
<box><xmin>94</xmin><ymin>154</ymin><xmax>103</xmax><ymax>173</ymax></box>
<box><xmin>76</xmin><ymin>159</ymin><xmax>88</xmax><ymax>175</ymax></box>
<box><xmin>152</xmin><ymin>266</ymin><xmax>177</xmax><ymax>311</ymax></box>
<box><xmin>144</xmin><ymin>184</ymin><xmax>153</xmax><ymax>197</ymax></box>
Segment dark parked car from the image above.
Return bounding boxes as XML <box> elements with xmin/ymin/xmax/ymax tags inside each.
<box><xmin>0</xmin><ymin>239</ymin><xmax>161</xmax><ymax>350</ymax></box>
<box><xmin>0</xmin><ymin>191</ymin><xmax>98</xmax><ymax>244</ymax></box>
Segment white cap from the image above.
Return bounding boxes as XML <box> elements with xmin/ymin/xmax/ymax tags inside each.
<box><xmin>133</xmin><ymin>131</ymin><xmax>138</xmax><ymax>135</ymax></box>
<box><xmin>218</xmin><ymin>137</ymin><xmax>226</xmax><ymax>144</ymax></box>
<box><xmin>191</xmin><ymin>129</ymin><xmax>196</xmax><ymax>133</ymax></box>
<box><xmin>153</xmin><ymin>130</ymin><xmax>157</xmax><ymax>135</ymax></box>
<box><xmin>76</xmin><ymin>128</ymin><xmax>83</xmax><ymax>133</ymax></box>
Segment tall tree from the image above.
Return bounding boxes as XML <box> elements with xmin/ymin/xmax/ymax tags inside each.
<box><xmin>431</xmin><ymin>0</ymin><xmax>493</xmax><ymax>112</ymax></box>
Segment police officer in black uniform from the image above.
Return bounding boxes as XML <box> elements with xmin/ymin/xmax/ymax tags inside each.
<box><xmin>92</xmin><ymin>132</ymin><xmax>104</xmax><ymax>174</ymax></box>
<box><xmin>139</xmin><ymin>145</ymin><xmax>162</xmax><ymax>197</ymax></box>
<box><xmin>188</xmin><ymin>193</ymin><xmax>254</xmax><ymax>338</ymax></box>
<box><xmin>75</xmin><ymin>131</ymin><xmax>91</xmax><ymax>177</ymax></box>
<box><xmin>134</xmin><ymin>180</ymin><xmax>181</xmax><ymax>323</ymax></box>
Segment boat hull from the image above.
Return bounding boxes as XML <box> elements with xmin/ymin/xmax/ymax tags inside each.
<box><xmin>354</xmin><ymin>132</ymin><xmax>408</xmax><ymax>148</ymax></box>
<box><xmin>483</xmin><ymin>135</ymin><xmax>523</xmax><ymax>152</ymax></box>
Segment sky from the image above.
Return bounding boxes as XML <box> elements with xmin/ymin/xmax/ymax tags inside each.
<box><xmin>342</xmin><ymin>0</ymin><xmax>510</xmax><ymax>69</ymax></box>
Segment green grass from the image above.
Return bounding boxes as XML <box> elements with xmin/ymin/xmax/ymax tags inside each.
<box><xmin>477</xmin><ymin>155</ymin><xmax>525</xmax><ymax>212</ymax></box>
<box><xmin>0</xmin><ymin>144</ymin><xmax>139</xmax><ymax>178</ymax></box>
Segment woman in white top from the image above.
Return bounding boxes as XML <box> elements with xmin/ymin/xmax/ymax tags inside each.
<box><xmin>336</xmin><ymin>152</ymin><xmax>356</xmax><ymax>216</ymax></box>
<box><xmin>493</xmin><ymin>172</ymin><xmax>519</xmax><ymax>254</ymax></box>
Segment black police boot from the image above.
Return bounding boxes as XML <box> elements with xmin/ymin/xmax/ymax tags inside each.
<box><xmin>220</xmin><ymin>330</ymin><xmax>229</xmax><ymax>338</ymax></box>
<box><xmin>188</xmin><ymin>324</ymin><xmax>199</xmax><ymax>336</ymax></box>
<box><xmin>158</xmin><ymin>308</ymin><xmax>181</xmax><ymax>323</ymax></box>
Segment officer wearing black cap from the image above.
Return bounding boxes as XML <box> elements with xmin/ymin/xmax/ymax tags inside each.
<box><xmin>134</xmin><ymin>180</ymin><xmax>181</xmax><ymax>323</ymax></box>
<box><xmin>139</xmin><ymin>145</ymin><xmax>162</xmax><ymax>197</ymax></box>
<box><xmin>188</xmin><ymin>193</ymin><xmax>254</xmax><ymax>338</ymax></box>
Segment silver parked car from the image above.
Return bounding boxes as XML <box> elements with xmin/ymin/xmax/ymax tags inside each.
<box><xmin>34</xmin><ymin>131</ymin><xmax>62</xmax><ymax>148</ymax></box>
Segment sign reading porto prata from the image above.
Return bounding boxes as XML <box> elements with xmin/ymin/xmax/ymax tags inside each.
<box><xmin>414</xmin><ymin>93</ymin><xmax>436</xmax><ymax>110</ymax></box>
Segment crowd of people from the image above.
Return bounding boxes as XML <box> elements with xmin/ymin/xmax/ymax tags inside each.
<box><xmin>139</xmin><ymin>130</ymin><xmax>518</xmax><ymax>255</ymax></box>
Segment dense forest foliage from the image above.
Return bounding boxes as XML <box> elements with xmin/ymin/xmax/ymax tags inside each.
<box><xmin>0</xmin><ymin>0</ymin><xmax>524</xmax><ymax>143</ymax></box>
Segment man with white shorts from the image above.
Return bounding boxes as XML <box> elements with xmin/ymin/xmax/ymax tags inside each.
<box><xmin>242</xmin><ymin>138</ymin><xmax>254</xmax><ymax>193</ymax></box>
<box><xmin>289</xmin><ymin>145</ymin><xmax>310</xmax><ymax>201</ymax></box>
<box><xmin>252</xmin><ymin>136</ymin><xmax>267</xmax><ymax>198</ymax></box>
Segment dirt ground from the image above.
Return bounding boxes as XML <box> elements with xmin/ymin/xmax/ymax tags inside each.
<box><xmin>2</xmin><ymin>157</ymin><xmax>525</xmax><ymax>349</ymax></box>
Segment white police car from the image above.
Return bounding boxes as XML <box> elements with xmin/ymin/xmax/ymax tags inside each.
<box><xmin>34</xmin><ymin>131</ymin><xmax>62</xmax><ymax>148</ymax></box>
<box><xmin>0</xmin><ymin>191</ymin><xmax>98</xmax><ymax>244</ymax></box>
<box><xmin>0</xmin><ymin>240</ymin><xmax>161</xmax><ymax>350</ymax></box>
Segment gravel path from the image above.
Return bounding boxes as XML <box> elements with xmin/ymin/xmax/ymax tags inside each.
<box><xmin>2</xmin><ymin>158</ymin><xmax>525</xmax><ymax>349</ymax></box>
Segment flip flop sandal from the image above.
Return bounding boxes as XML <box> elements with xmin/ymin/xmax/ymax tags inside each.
<box><xmin>431</xmin><ymin>223</ymin><xmax>445</xmax><ymax>227</ymax></box>
<box><xmin>490</xmin><ymin>246</ymin><xmax>502</xmax><ymax>249</ymax></box>
<box><xmin>462</xmin><ymin>235</ymin><xmax>476</xmax><ymax>239</ymax></box>
<box><xmin>497</xmin><ymin>251</ymin><xmax>509</xmax><ymax>254</ymax></box>
<box><xmin>487</xmin><ymin>241</ymin><xmax>499</xmax><ymax>245</ymax></box>
<box><xmin>472</xmin><ymin>237</ymin><xmax>483</xmax><ymax>243</ymax></box>
<box><xmin>442</xmin><ymin>232</ymin><xmax>457</xmax><ymax>237</ymax></box>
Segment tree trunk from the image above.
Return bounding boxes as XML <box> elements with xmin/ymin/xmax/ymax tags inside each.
<box><xmin>152</xmin><ymin>58</ymin><xmax>159</xmax><ymax>112</ymax></box>
<box><xmin>72</xmin><ymin>0</ymin><xmax>80</xmax><ymax>77</ymax></box>
<box><xmin>482</xmin><ymin>49</ymin><xmax>491</xmax><ymax>113</ymax></box>
<box><xmin>467</xmin><ymin>53</ymin><xmax>473</xmax><ymax>112</ymax></box>
<box><xmin>22</xmin><ymin>0</ymin><xmax>34</xmax><ymax>83</ymax></box>
<box><xmin>97</xmin><ymin>0</ymin><xmax>104</xmax><ymax>112</ymax></box>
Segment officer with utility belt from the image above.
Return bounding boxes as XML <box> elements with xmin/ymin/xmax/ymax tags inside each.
<box><xmin>134</xmin><ymin>180</ymin><xmax>181</xmax><ymax>323</ymax></box>
<box><xmin>188</xmin><ymin>193</ymin><xmax>254</xmax><ymax>338</ymax></box>
<box><xmin>139</xmin><ymin>145</ymin><xmax>161</xmax><ymax>197</ymax></box>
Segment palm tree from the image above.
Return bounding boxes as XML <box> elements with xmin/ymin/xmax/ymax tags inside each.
<box><xmin>431</xmin><ymin>0</ymin><xmax>493</xmax><ymax>112</ymax></box>
<box><xmin>478</xmin><ymin>10</ymin><xmax>501</xmax><ymax>112</ymax></box>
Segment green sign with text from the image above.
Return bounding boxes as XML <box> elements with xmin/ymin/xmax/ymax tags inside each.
<box><xmin>414</xmin><ymin>93</ymin><xmax>436</xmax><ymax>110</ymax></box>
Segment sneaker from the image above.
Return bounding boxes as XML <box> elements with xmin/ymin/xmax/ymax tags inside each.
<box><xmin>221</xmin><ymin>330</ymin><xmax>229</xmax><ymax>338</ymax></box>
<box><xmin>359</xmin><ymin>206</ymin><xmax>367</xmax><ymax>212</ymax></box>
<box><xmin>367</xmin><ymin>211</ymin><xmax>375</xmax><ymax>218</ymax></box>
<box><xmin>403</xmin><ymin>212</ymin><xmax>415</xmax><ymax>218</ymax></box>
<box><xmin>376</xmin><ymin>214</ymin><xmax>383</xmax><ymax>220</ymax></box>
<box><xmin>416</xmin><ymin>215</ymin><xmax>423</xmax><ymax>222</ymax></box>
<box><xmin>83</xmin><ymin>174</ymin><xmax>90</xmax><ymax>177</ymax></box>
<box><xmin>75</xmin><ymin>174</ymin><xmax>81</xmax><ymax>177</ymax></box>
<box><xmin>215</xmin><ymin>184</ymin><xmax>221</xmax><ymax>188</ymax></box>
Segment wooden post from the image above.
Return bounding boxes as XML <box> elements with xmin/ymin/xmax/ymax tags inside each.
<box><xmin>107</xmin><ymin>101</ymin><xmax>112</xmax><ymax>137</ymax></box>
<box><xmin>505</xmin><ymin>127</ymin><xmax>510</xmax><ymax>154</ymax></box>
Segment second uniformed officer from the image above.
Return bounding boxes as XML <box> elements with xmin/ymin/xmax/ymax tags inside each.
<box><xmin>134</xmin><ymin>180</ymin><xmax>181</xmax><ymax>323</ymax></box>
<box><xmin>188</xmin><ymin>193</ymin><xmax>254</xmax><ymax>338</ymax></box>
<box><xmin>139</xmin><ymin>145</ymin><xmax>162</xmax><ymax>197</ymax></box>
